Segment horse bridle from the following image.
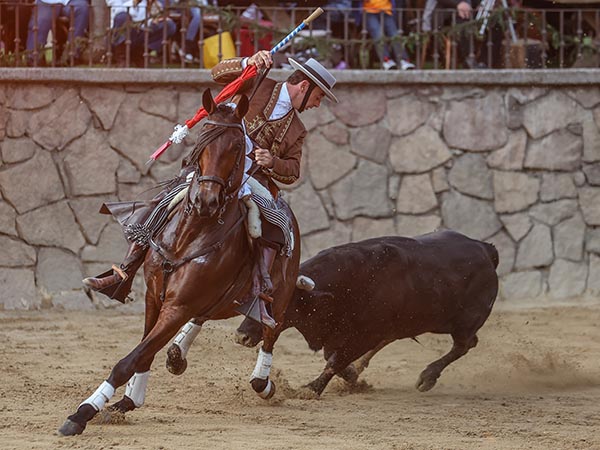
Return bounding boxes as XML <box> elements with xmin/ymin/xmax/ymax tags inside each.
<box><xmin>188</xmin><ymin>119</ymin><xmax>246</xmax><ymax>220</ymax></box>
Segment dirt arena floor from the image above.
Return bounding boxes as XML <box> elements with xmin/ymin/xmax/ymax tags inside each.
<box><xmin>1</xmin><ymin>302</ymin><xmax>600</xmax><ymax>450</ymax></box>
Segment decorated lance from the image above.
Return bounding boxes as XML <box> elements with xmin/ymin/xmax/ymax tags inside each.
<box><xmin>147</xmin><ymin>7</ymin><xmax>324</xmax><ymax>165</ymax></box>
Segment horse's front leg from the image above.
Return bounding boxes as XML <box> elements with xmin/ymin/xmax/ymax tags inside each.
<box><xmin>165</xmin><ymin>318</ymin><xmax>205</xmax><ymax>375</ymax></box>
<box><xmin>249</xmin><ymin>323</ymin><xmax>282</xmax><ymax>400</ymax></box>
<box><xmin>58</xmin><ymin>304</ymin><xmax>191</xmax><ymax>436</ymax></box>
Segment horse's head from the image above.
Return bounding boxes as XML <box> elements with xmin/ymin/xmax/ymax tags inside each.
<box><xmin>188</xmin><ymin>89</ymin><xmax>249</xmax><ymax>218</ymax></box>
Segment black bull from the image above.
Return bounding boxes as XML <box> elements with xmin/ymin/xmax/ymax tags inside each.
<box><xmin>236</xmin><ymin>230</ymin><xmax>499</xmax><ymax>395</ymax></box>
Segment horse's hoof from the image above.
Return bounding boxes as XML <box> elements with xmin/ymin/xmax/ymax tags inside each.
<box><xmin>251</xmin><ymin>378</ymin><xmax>276</xmax><ymax>400</ymax></box>
<box><xmin>57</xmin><ymin>419</ymin><xmax>85</xmax><ymax>436</ymax></box>
<box><xmin>166</xmin><ymin>344</ymin><xmax>187</xmax><ymax>376</ymax></box>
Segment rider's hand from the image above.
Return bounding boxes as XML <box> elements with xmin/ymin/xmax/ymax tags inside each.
<box><xmin>255</xmin><ymin>148</ymin><xmax>274</xmax><ymax>169</ymax></box>
<box><xmin>247</xmin><ymin>50</ymin><xmax>273</xmax><ymax>71</ymax></box>
<box><xmin>456</xmin><ymin>1</ymin><xmax>472</xmax><ymax>19</ymax></box>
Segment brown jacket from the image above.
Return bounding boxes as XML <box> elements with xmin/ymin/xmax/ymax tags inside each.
<box><xmin>211</xmin><ymin>58</ymin><xmax>307</xmax><ymax>191</ymax></box>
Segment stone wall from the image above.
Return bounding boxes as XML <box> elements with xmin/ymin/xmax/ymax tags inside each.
<box><xmin>1</xmin><ymin>68</ymin><xmax>599</xmax><ymax>310</ymax></box>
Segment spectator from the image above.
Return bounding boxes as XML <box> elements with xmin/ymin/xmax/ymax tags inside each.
<box><xmin>423</xmin><ymin>0</ymin><xmax>503</xmax><ymax>68</ymax></box>
<box><xmin>25</xmin><ymin>0</ymin><xmax>89</xmax><ymax>65</ymax></box>
<box><xmin>354</xmin><ymin>0</ymin><xmax>415</xmax><ymax>70</ymax></box>
<box><xmin>159</xmin><ymin>0</ymin><xmax>208</xmax><ymax>63</ymax></box>
<box><xmin>313</xmin><ymin>0</ymin><xmax>353</xmax><ymax>69</ymax></box>
<box><xmin>106</xmin><ymin>0</ymin><xmax>176</xmax><ymax>66</ymax></box>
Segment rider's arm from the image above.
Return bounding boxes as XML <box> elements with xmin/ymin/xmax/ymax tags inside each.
<box><xmin>267</xmin><ymin>131</ymin><xmax>306</xmax><ymax>185</ymax></box>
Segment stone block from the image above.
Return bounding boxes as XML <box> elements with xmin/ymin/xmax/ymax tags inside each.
<box><xmin>389</xmin><ymin>126</ymin><xmax>451</xmax><ymax>174</ymax></box>
<box><xmin>529</xmin><ymin>199</ymin><xmax>578</xmax><ymax>226</ymax></box>
<box><xmin>500</xmin><ymin>212</ymin><xmax>532</xmax><ymax>242</ymax></box>
<box><xmin>50</xmin><ymin>291</ymin><xmax>95</xmax><ymax>311</ymax></box>
<box><xmin>6</xmin><ymin>85</ymin><xmax>54</xmax><ymax>110</ymax></box>
<box><xmin>0</xmin><ymin>200</ymin><xmax>17</xmax><ymax>236</ymax></box>
<box><xmin>396</xmin><ymin>174</ymin><xmax>438</xmax><ymax>214</ymax></box>
<box><xmin>303</xmin><ymin>222</ymin><xmax>352</xmax><ymax>259</ymax></box>
<box><xmin>387</xmin><ymin>95</ymin><xmax>434</xmax><ymax>136</ymax></box>
<box><xmin>36</xmin><ymin>247</ymin><xmax>84</xmax><ymax>292</ymax></box>
<box><xmin>352</xmin><ymin>217</ymin><xmax>396</xmax><ymax>242</ymax></box>
<box><xmin>443</xmin><ymin>93</ymin><xmax>508</xmax><ymax>151</ymax></box>
<box><xmin>80</xmin><ymin>221</ymin><xmax>128</xmax><ymax>263</ymax></box>
<box><xmin>515</xmin><ymin>223</ymin><xmax>553</xmax><ymax>269</ymax></box>
<box><xmin>306</xmin><ymin>131</ymin><xmax>355</xmax><ymax>190</ymax></box>
<box><xmin>448</xmin><ymin>153</ymin><xmax>493</xmax><ymax>200</ymax></box>
<box><xmin>330</xmin><ymin>160</ymin><xmax>392</xmax><ymax>220</ymax></box>
<box><xmin>80</xmin><ymin>86</ymin><xmax>126</xmax><ymax>130</ymax></box>
<box><xmin>27</xmin><ymin>89</ymin><xmax>92</xmax><ymax>150</ymax></box>
<box><xmin>524</xmin><ymin>129</ymin><xmax>582</xmax><ymax>171</ymax></box>
<box><xmin>441</xmin><ymin>190</ymin><xmax>501</xmax><ymax>240</ymax></box>
<box><xmin>493</xmin><ymin>171</ymin><xmax>540</xmax><ymax>213</ymax></box>
<box><xmin>522</xmin><ymin>90</ymin><xmax>583</xmax><ymax>139</ymax></box>
<box><xmin>350</xmin><ymin>123</ymin><xmax>391</xmax><ymax>164</ymax></box>
<box><xmin>0</xmin><ymin>268</ymin><xmax>40</xmax><ymax>310</ymax></box>
<box><xmin>17</xmin><ymin>201</ymin><xmax>86</xmax><ymax>253</ymax></box>
<box><xmin>395</xmin><ymin>214</ymin><xmax>441</xmax><ymax>237</ymax></box>
<box><xmin>488</xmin><ymin>230</ymin><xmax>515</xmax><ymax>276</ymax></box>
<box><xmin>63</xmin><ymin>127</ymin><xmax>119</xmax><ymax>196</ymax></box>
<box><xmin>285</xmin><ymin>182</ymin><xmax>329</xmax><ymax>235</ymax></box>
<box><xmin>553</xmin><ymin>213</ymin><xmax>585</xmax><ymax>261</ymax></box>
<box><xmin>579</xmin><ymin>187</ymin><xmax>600</xmax><ymax>225</ymax></box>
<box><xmin>540</xmin><ymin>173</ymin><xmax>577</xmax><ymax>201</ymax></box>
<box><xmin>108</xmin><ymin>94</ymin><xmax>176</xmax><ymax>175</ymax></box>
<box><xmin>0</xmin><ymin>235</ymin><xmax>35</xmax><ymax>266</ymax></box>
<box><xmin>139</xmin><ymin>89</ymin><xmax>178</xmax><ymax>122</ymax></box>
<box><xmin>330</xmin><ymin>86</ymin><xmax>386</xmax><ymax>127</ymax></box>
<box><xmin>500</xmin><ymin>270</ymin><xmax>543</xmax><ymax>300</ymax></box>
<box><xmin>0</xmin><ymin>150</ymin><xmax>64</xmax><ymax>214</ymax></box>
<box><xmin>487</xmin><ymin>129</ymin><xmax>527</xmax><ymax>170</ymax></box>
<box><xmin>0</xmin><ymin>137</ymin><xmax>36</xmax><ymax>163</ymax></box>
<box><xmin>548</xmin><ymin>259</ymin><xmax>588</xmax><ymax>300</ymax></box>
<box><xmin>321</xmin><ymin>123</ymin><xmax>349</xmax><ymax>145</ymax></box>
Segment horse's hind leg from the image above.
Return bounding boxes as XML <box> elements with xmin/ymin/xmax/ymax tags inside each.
<box><xmin>58</xmin><ymin>305</ymin><xmax>191</xmax><ymax>436</ymax></box>
<box><xmin>166</xmin><ymin>318</ymin><xmax>204</xmax><ymax>375</ymax></box>
<box><xmin>415</xmin><ymin>333</ymin><xmax>478</xmax><ymax>392</ymax></box>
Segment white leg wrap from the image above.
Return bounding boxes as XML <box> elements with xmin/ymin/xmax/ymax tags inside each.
<box><xmin>79</xmin><ymin>381</ymin><xmax>115</xmax><ymax>411</ymax></box>
<box><xmin>124</xmin><ymin>371</ymin><xmax>150</xmax><ymax>408</ymax></box>
<box><xmin>251</xmin><ymin>347</ymin><xmax>272</xmax><ymax>381</ymax></box>
<box><xmin>173</xmin><ymin>320</ymin><xmax>203</xmax><ymax>359</ymax></box>
<box><xmin>257</xmin><ymin>379</ymin><xmax>274</xmax><ymax>399</ymax></box>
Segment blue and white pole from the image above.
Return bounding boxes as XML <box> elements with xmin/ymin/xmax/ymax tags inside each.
<box><xmin>269</xmin><ymin>7</ymin><xmax>324</xmax><ymax>55</ymax></box>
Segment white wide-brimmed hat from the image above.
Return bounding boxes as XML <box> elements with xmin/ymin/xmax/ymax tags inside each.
<box><xmin>288</xmin><ymin>57</ymin><xmax>338</xmax><ymax>103</ymax></box>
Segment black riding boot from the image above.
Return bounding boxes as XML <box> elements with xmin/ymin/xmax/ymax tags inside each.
<box><xmin>82</xmin><ymin>241</ymin><xmax>148</xmax><ymax>303</ymax></box>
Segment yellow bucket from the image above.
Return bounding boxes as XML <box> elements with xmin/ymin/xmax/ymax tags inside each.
<box><xmin>203</xmin><ymin>32</ymin><xmax>236</xmax><ymax>68</ymax></box>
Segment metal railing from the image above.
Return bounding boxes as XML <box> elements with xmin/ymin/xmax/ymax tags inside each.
<box><xmin>0</xmin><ymin>2</ymin><xmax>598</xmax><ymax>69</ymax></box>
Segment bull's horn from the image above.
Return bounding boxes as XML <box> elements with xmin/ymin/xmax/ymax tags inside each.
<box><xmin>296</xmin><ymin>275</ymin><xmax>315</xmax><ymax>291</ymax></box>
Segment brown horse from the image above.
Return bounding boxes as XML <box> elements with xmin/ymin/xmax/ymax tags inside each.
<box><xmin>58</xmin><ymin>89</ymin><xmax>301</xmax><ymax>436</ymax></box>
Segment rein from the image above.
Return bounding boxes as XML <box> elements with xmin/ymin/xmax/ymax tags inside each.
<box><xmin>150</xmin><ymin>117</ymin><xmax>247</xmax><ymax>303</ymax></box>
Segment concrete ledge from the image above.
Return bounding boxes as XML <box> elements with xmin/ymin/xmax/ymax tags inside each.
<box><xmin>1</xmin><ymin>68</ymin><xmax>599</xmax><ymax>86</ymax></box>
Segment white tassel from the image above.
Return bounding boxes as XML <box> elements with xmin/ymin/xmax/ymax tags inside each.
<box><xmin>170</xmin><ymin>124</ymin><xmax>189</xmax><ymax>144</ymax></box>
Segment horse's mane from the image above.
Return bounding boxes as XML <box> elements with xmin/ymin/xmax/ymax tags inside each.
<box><xmin>183</xmin><ymin>103</ymin><xmax>241</xmax><ymax>167</ymax></box>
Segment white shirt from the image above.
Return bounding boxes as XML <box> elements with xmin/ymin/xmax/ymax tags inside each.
<box><xmin>269</xmin><ymin>82</ymin><xmax>293</xmax><ymax>120</ymax></box>
<box><xmin>40</xmin><ymin>0</ymin><xmax>71</xmax><ymax>5</ymax></box>
<box><xmin>105</xmin><ymin>0</ymin><xmax>148</xmax><ymax>27</ymax></box>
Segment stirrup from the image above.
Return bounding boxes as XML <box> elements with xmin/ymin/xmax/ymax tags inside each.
<box><xmin>112</xmin><ymin>264</ymin><xmax>128</xmax><ymax>281</ymax></box>
<box><xmin>235</xmin><ymin>296</ymin><xmax>276</xmax><ymax>329</ymax></box>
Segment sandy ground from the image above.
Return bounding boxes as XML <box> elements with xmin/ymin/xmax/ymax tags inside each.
<box><xmin>1</xmin><ymin>303</ymin><xmax>600</xmax><ymax>450</ymax></box>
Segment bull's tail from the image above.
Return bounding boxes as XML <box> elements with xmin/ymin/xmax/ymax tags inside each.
<box><xmin>484</xmin><ymin>242</ymin><xmax>499</xmax><ymax>269</ymax></box>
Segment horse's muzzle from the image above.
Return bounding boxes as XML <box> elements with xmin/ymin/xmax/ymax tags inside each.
<box><xmin>196</xmin><ymin>185</ymin><xmax>222</xmax><ymax>218</ymax></box>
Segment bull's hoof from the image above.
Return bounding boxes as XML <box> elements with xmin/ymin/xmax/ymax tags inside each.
<box><xmin>415</xmin><ymin>371</ymin><xmax>439</xmax><ymax>392</ymax></box>
<box><xmin>166</xmin><ymin>344</ymin><xmax>187</xmax><ymax>375</ymax></box>
<box><xmin>338</xmin><ymin>364</ymin><xmax>359</xmax><ymax>385</ymax></box>
<box><xmin>57</xmin><ymin>419</ymin><xmax>85</xmax><ymax>436</ymax></box>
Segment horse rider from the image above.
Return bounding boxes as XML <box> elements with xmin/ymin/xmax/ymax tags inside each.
<box><xmin>82</xmin><ymin>49</ymin><xmax>338</xmax><ymax>327</ymax></box>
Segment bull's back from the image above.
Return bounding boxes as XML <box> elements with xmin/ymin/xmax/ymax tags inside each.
<box><xmin>300</xmin><ymin>230</ymin><xmax>498</xmax><ymax>343</ymax></box>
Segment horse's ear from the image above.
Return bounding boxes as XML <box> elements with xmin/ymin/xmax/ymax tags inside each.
<box><xmin>235</xmin><ymin>94</ymin><xmax>249</xmax><ymax>120</ymax></box>
<box><xmin>202</xmin><ymin>88</ymin><xmax>216</xmax><ymax>115</ymax></box>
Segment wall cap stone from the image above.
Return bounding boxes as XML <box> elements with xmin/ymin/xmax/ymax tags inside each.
<box><xmin>1</xmin><ymin>68</ymin><xmax>600</xmax><ymax>86</ymax></box>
